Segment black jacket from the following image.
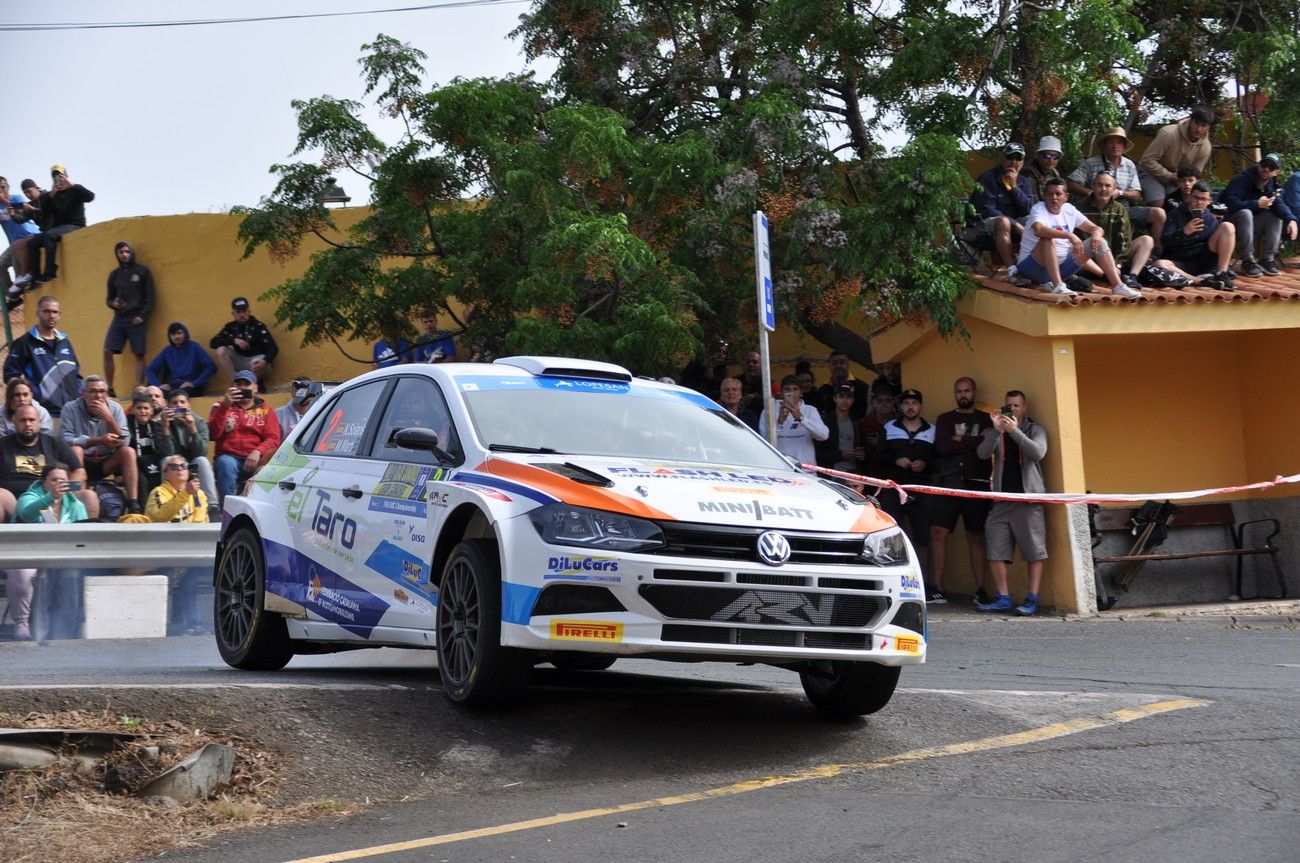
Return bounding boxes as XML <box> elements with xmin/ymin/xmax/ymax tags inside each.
<box><xmin>106</xmin><ymin>242</ymin><xmax>156</xmax><ymax>319</ymax></box>
<box><xmin>209</xmin><ymin>315</ymin><xmax>279</xmax><ymax>362</ymax></box>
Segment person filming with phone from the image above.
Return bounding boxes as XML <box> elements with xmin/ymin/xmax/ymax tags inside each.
<box><xmin>208</xmin><ymin>369</ymin><xmax>280</xmax><ymax>502</ymax></box>
<box><xmin>759</xmin><ymin>374</ymin><xmax>829</xmax><ymax>465</ymax></box>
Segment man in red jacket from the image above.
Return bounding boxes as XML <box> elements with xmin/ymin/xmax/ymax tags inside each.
<box><xmin>208</xmin><ymin>369</ymin><xmax>280</xmax><ymax>502</ymax></box>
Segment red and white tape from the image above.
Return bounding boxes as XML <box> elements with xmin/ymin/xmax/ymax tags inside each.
<box><xmin>801</xmin><ymin>463</ymin><xmax>1300</xmax><ymax>506</ymax></box>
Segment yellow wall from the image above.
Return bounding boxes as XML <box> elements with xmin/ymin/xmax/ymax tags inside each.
<box><xmin>878</xmin><ymin>316</ymin><xmax>1085</xmax><ymax>611</ymax></box>
<box><xmin>8</xmin><ymin>209</ymin><xmax>377</xmax><ymax>392</ymax></box>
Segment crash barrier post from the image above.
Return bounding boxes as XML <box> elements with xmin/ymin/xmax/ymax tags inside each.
<box><xmin>0</xmin><ymin>524</ymin><xmax>218</xmax><ymax>639</ymax></box>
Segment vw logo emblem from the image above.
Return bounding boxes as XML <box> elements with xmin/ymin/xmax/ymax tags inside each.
<box><xmin>756</xmin><ymin>531</ymin><xmax>791</xmax><ymax>566</ymax></box>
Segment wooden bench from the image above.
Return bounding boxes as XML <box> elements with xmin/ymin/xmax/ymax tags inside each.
<box><xmin>1092</xmin><ymin>502</ymin><xmax>1286</xmax><ymax>600</ymax></box>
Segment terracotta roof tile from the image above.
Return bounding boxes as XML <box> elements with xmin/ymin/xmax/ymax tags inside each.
<box><xmin>975</xmin><ymin>257</ymin><xmax>1300</xmax><ymax>305</ymax></box>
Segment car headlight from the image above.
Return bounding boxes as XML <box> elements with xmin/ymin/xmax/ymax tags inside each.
<box><xmin>862</xmin><ymin>526</ymin><xmax>910</xmax><ymax>566</ymax></box>
<box><xmin>529</xmin><ymin>504</ymin><xmax>665</xmax><ymax>552</ymax></box>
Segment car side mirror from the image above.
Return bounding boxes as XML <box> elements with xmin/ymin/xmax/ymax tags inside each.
<box><xmin>390</xmin><ymin>427</ymin><xmax>454</xmax><ymax>464</ymax></box>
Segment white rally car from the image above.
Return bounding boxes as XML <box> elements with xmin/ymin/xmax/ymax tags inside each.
<box><xmin>214</xmin><ymin>356</ymin><xmax>926</xmax><ymax>716</ymax></box>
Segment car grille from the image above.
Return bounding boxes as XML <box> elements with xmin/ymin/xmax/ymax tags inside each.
<box><xmin>661</xmin><ymin>625</ymin><xmax>872</xmax><ymax>650</ymax></box>
<box><xmin>639</xmin><ymin>584</ymin><xmax>887</xmax><ymax>628</ymax></box>
<box><xmin>651</xmin><ymin>521</ymin><xmax>868</xmax><ymax>566</ymax></box>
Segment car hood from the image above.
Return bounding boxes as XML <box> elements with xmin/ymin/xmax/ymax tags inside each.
<box><xmin>457</xmin><ymin>454</ymin><xmax>895</xmax><ymax>533</ymax></box>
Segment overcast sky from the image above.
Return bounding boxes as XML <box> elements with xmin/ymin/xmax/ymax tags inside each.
<box><xmin>5</xmin><ymin>1</ymin><xmax>546</xmax><ymax>222</ymax></box>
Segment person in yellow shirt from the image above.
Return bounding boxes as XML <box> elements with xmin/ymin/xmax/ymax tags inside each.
<box><xmin>145</xmin><ymin>454</ymin><xmax>209</xmax><ymax>523</ymax></box>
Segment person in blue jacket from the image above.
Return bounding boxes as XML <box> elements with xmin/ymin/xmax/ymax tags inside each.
<box><xmin>145</xmin><ymin>322</ymin><xmax>217</xmax><ymax>397</ymax></box>
<box><xmin>1219</xmin><ymin>152</ymin><xmax>1298</xmax><ymax>276</ymax></box>
<box><xmin>1283</xmin><ymin>170</ymin><xmax>1300</xmax><ymax>225</ymax></box>
<box><xmin>0</xmin><ymin>176</ymin><xmax>39</xmax><ymax>303</ymax></box>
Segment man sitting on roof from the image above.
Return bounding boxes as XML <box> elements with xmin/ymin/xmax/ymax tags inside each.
<box><xmin>1075</xmin><ymin>171</ymin><xmax>1152</xmax><ymax>292</ymax></box>
<box><xmin>1156</xmin><ymin>181</ymin><xmax>1238</xmax><ymax>290</ymax></box>
<box><xmin>1067</xmin><ymin>127</ymin><xmax>1166</xmax><ymax>244</ymax></box>
<box><xmin>1012</xmin><ymin>177</ymin><xmax>1138</xmax><ymax>299</ymax></box>
<box><xmin>1219</xmin><ymin>152</ymin><xmax>1298</xmax><ymax>277</ymax></box>
<box><xmin>970</xmin><ymin>142</ymin><xmax>1034</xmax><ymax>266</ymax></box>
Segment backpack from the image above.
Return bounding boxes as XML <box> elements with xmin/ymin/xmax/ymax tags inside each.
<box><xmin>94</xmin><ymin>481</ymin><xmax>127</xmax><ymax>521</ymax></box>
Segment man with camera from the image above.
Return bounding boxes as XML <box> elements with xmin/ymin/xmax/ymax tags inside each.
<box><xmin>208</xmin><ymin>369</ymin><xmax>281</xmax><ymax>501</ymax></box>
<box><xmin>1219</xmin><ymin>152</ymin><xmax>1298</xmax><ymax>277</ymax></box>
<box><xmin>8</xmin><ymin>165</ymin><xmax>94</xmax><ymax>288</ymax></box>
<box><xmin>1157</xmin><ymin>181</ymin><xmax>1238</xmax><ymax>289</ymax></box>
<box><xmin>59</xmin><ymin>375</ymin><xmax>142</xmax><ymax>514</ymax></box>
<box><xmin>0</xmin><ymin>176</ymin><xmax>39</xmax><ymax>303</ymax></box>
<box><xmin>758</xmin><ymin>374</ymin><xmax>829</xmax><ymax>465</ymax></box>
<box><xmin>0</xmin><ymin>404</ymin><xmax>97</xmax><ymax>522</ymax></box>
<box><xmin>976</xmin><ymin>390</ymin><xmax>1049</xmax><ymax>616</ymax></box>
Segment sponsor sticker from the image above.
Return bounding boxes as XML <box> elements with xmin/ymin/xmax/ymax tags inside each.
<box><xmin>545</xmin><ymin>555</ymin><xmax>622</xmax><ymax>584</ymax></box>
<box><xmin>607</xmin><ymin>465</ymin><xmax>807</xmax><ymax>487</ymax></box>
<box><xmin>697</xmin><ymin>500</ymin><xmax>814</xmax><ymax>520</ymax></box>
<box><xmin>550</xmin><ymin>620</ymin><xmax>624</xmax><ymax>642</ymax></box>
<box><xmin>895</xmin><ymin>634</ymin><xmax>921</xmax><ymax>654</ymax></box>
<box><xmin>901</xmin><ymin>574</ymin><xmax>921</xmax><ymax>593</ymax></box>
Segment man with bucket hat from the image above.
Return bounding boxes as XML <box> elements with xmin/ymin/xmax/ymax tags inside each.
<box><xmin>1024</xmin><ymin>136</ymin><xmax>1066</xmax><ymax>203</ymax></box>
<box><xmin>1068</xmin><ymin>127</ymin><xmax>1166</xmax><ymax>240</ymax></box>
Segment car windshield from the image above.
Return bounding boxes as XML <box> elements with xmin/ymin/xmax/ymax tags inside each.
<box><xmin>461</xmin><ymin>385</ymin><xmax>790</xmax><ymax>470</ymax></box>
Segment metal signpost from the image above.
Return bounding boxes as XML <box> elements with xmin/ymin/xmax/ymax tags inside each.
<box><xmin>753</xmin><ymin>211</ymin><xmax>777</xmax><ymax>443</ymax></box>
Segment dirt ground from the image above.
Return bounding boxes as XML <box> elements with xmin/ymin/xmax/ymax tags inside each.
<box><xmin>0</xmin><ymin>687</ymin><xmax>469</xmax><ymax>863</ymax></box>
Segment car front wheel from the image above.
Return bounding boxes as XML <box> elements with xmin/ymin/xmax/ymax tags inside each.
<box><xmin>214</xmin><ymin>527</ymin><xmax>293</xmax><ymax>671</ymax></box>
<box><xmin>436</xmin><ymin>539</ymin><xmax>531</xmax><ymax>706</ymax></box>
<box><xmin>799</xmin><ymin>661</ymin><xmax>900</xmax><ymax>718</ymax></box>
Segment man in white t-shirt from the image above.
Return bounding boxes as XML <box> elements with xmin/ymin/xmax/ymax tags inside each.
<box><xmin>758</xmin><ymin>374</ymin><xmax>829</xmax><ymax>465</ymax></box>
<box><xmin>1014</xmin><ymin>177</ymin><xmax>1139</xmax><ymax>299</ymax></box>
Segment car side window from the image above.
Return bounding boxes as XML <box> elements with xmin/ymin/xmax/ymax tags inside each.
<box><xmin>370</xmin><ymin>377</ymin><xmax>461</xmax><ymax>464</ymax></box>
<box><xmin>294</xmin><ymin>381</ymin><xmax>388</xmax><ymax>458</ymax></box>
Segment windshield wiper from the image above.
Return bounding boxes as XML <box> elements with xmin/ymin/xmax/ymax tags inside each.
<box><xmin>488</xmin><ymin>443</ymin><xmax>562</xmax><ymax>454</ymax></box>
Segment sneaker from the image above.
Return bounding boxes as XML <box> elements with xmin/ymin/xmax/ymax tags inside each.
<box><xmin>1015</xmin><ymin>593</ymin><xmax>1040</xmax><ymax>616</ymax></box>
<box><xmin>1241</xmin><ymin>260</ymin><xmax>1263</xmax><ymax>277</ymax></box>
<box><xmin>14</xmin><ymin>621</ymin><xmax>31</xmax><ymax>640</ymax></box>
<box><xmin>975</xmin><ymin>593</ymin><xmax>1013</xmax><ymax>612</ymax></box>
<box><xmin>926</xmin><ymin>589</ymin><xmax>948</xmax><ymax>605</ymax></box>
<box><xmin>34</xmin><ymin>274</ymin><xmax>56</xmax><ymax>285</ymax></box>
<box><xmin>1121</xmin><ymin>273</ymin><xmax>1143</xmax><ymax>291</ymax></box>
<box><xmin>1218</xmin><ymin>268</ymin><xmax>1237</xmax><ymax>283</ymax></box>
<box><xmin>208</xmin><ymin>504</ymin><xmax>222</xmax><ymax>521</ymax></box>
<box><xmin>12</xmin><ymin>273</ymin><xmax>32</xmax><ymax>289</ymax></box>
<box><xmin>1112</xmin><ymin>283</ymin><xmax>1142</xmax><ymax>300</ymax></box>
<box><xmin>1260</xmin><ymin>259</ymin><xmax>1280</xmax><ymax>276</ymax></box>
<box><xmin>1195</xmin><ymin>273</ymin><xmax>1223</xmax><ymax>289</ymax></box>
<box><xmin>127</xmin><ymin>500</ymin><xmax>143</xmax><ymax>515</ymax></box>
<box><xmin>1048</xmin><ymin>282</ymin><xmax>1077</xmax><ymax>297</ymax></box>
<box><xmin>4</xmin><ymin>284</ymin><xmax>21</xmax><ymax>300</ymax></box>
<box><xmin>974</xmin><ymin>587</ymin><xmax>991</xmax><ymax>606</ymax></box>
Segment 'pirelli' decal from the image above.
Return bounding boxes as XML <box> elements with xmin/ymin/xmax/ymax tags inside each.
<box><xmin>550</xmin><ymin>620</ymin><xmax>624</xmax><ymax>642</ymax></box>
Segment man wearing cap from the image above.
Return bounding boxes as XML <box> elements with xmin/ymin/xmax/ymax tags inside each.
<box><xmin>275</xmin><ymin>378</ymin><xmax>321</xmax><ymax>435</ymax></box>
<box><xmin>970</xmin><ymin>142</ymin><xmax>1035</xmax><ymax>266</ymax></box>
<box><xmin>1015</xmin><ymin>177</ymin><xmax>1138</xmax><ymax>298</ymax></box>
<box><xmin>208</xmin><ymin>369</ymin><xmax>281</xmax><ymax>501</ymax></box>
<box><xmin>9</xmin><ymin>165</ymin><xmax>94</xmax><ymax>287</ymax></box>
<box><xmin>1067</xmin><ymin>127</ymin><xmax>1167</xmax><ymax>242</ymax></box>
<box><xmin>146</xmin><ymin>322</ymin><xmax>217</xmax><ymax>397</ymax></box>
<box><xmin>1219</xmin><ymin>153</ymin><xmax>1298</xmax><ymax>276</ymax></box>
<box><xmin>58</xmin><ymin>374</ymin><xmax>143</xmax><ymax>514</ymax></box>
<box><xmin>1138</xmin><ymin>106</ymin><xmax>1215</xmax><ymax>209</ymax></box>
<box><xmin>103</xmin><ymin>241</ymin><xmax>156</xmax><ymax>396</ymax></box>
<box><xmin>209</xmin><ymin>297</ymin><xmax>279</xmax><ymax>391</ymax></box>
<box><xmin>0</xmin><ymin>176</ymin><xmax>39</xmax><ymax>304</ymax></box>
<box><xmin>879</xmin><ymin>388</ymin><xmax>936</xmax><ymax>587</ymax></box>
<box><xmin>976</xmin><ymin>390</ymin><xmax>1049</xmax><ymax>616</ymax></box>
<box><xmin>816</xmin><ymin>383</ymin><xmax>866</xmax><ymax>480</ymax></box>
<box><xmin>1024</xmin><ymin>136</ymin><xmax>1066</xmax><ymax>203</ymax></box>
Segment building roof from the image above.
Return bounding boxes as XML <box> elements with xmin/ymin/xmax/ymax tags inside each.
<box><xmin>976</xmin><ymin>262</ymin><xmax>1300</xmax><ymax>306</ymax></box>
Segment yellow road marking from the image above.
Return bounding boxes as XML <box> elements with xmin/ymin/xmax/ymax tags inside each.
<box><xmin>284</xmin><ymin>697</ymin><xmax>1208</xmax><ymax>863</ymax></box>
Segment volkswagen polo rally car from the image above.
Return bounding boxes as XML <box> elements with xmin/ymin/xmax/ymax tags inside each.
<box><xmin>214</xmin><ymin>356</ymin><xmax>926</xmax><ymax>716</ymax></box>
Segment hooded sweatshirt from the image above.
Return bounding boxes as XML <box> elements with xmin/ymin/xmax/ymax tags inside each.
<box><xmin>105</xmin><ymin>241</ymin><xmax>156</xmax><ymax>319</ymax></box>
<box><xmin>146</xmin><ymin>322</ymin><xmax>217</xmax><ymax>392</ymax></box>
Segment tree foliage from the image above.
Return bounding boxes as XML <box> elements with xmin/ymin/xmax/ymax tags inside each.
<box><xmin>237</xmin><ymin>2</ymin><xmax>1300</xmax><ymax>375</ymax></box>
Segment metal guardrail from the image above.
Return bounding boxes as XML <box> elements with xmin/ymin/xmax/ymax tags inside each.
<box><xmin>0</xmin><ymin>524</ymin><xmax>220</xmax><ymax>569</ymax></box>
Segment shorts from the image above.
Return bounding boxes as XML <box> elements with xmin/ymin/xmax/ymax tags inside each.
<box><xmin>1165</xmin><ymin>249</ymin><xmax>1218</xmax><ymax>276</ymax></box>
<box><xmin>984</xmin><ymin>501</ymin><xmax>1048</xmax><ymax>562</ymax></box>
<box><xmin>930</xmin><ymin>483</ymin><xmax>992</xmax><ymax>532</ymax></box>
<box><xmin>104</xmin><ymin>315</ymin><xmax>147</xmax><ymax>355</ymax></box>
<box><xmin>1138</xmin><ymin>172</ymin><xmax>1177</xmax><ymax>204</ymax></box>
<box><xmin>229</xmin><ymin>352</ymin><xmax>270</xmax><ymax>376</ymax></box>
<box><xmin>1015</xmin><ymin>252</ymin><xmax>1081</xmax><ymax>284</ymax></box>
<box><xmin>1129</xmin><ymin>205</ymin><xmax>1158</xmax><ymax>227</ymax></box>
<box><xmin>981</xmin><ymin>215</ymin><xmax>1028</xmax><ymax>232</ymax></box>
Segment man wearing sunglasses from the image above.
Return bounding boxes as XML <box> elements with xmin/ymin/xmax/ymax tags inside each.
<box><xmin>1024</xmin><ymin>136</ymin><xmax>1066</xmax><ymax>203</ymax></box>
<box><xmin>971</xmin><ymin>142</ymin><xmax>1035</xmax><ymax>266</ymax></box>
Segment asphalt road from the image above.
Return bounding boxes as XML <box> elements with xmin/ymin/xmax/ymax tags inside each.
<box><xmin>3</xmin><ymin>614</ymin><xmax>1298</xmax><ymax>863</ymax></box>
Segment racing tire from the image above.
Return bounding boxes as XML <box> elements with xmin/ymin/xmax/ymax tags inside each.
<box><xmin>436</xmin><ymin>539</ymin><xmax>532</xmax><ymax>706</ymax></box>
<box><xmin>799</xmin><ymin>661</ymin><xmax>900</xmax><ymax>718</ymax></box>
<box><xmin>549</xmin><ymin>653</ymin><xmax>618</xmax><ymax>672</ymax></box>
<box><xmin>214</xmin><ymin>527</ymin><xmax>293</xmax><ymax>671</ymax></box>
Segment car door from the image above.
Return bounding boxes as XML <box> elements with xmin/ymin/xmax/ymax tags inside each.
<box><xmin>287</xmin><ymin>378</ymin><xmax>393</xmax><ymax>637</ymax></box>
<box><xmin>361</xmin><ymin>375</ymin><xmax>464</xmax><ymax>629</ymax></box>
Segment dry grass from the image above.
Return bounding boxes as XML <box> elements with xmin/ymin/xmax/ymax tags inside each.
<box><xmin>0</xmin><ymin>709</ymin><xmax>359</xmax><ymax>863</ymax></box>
